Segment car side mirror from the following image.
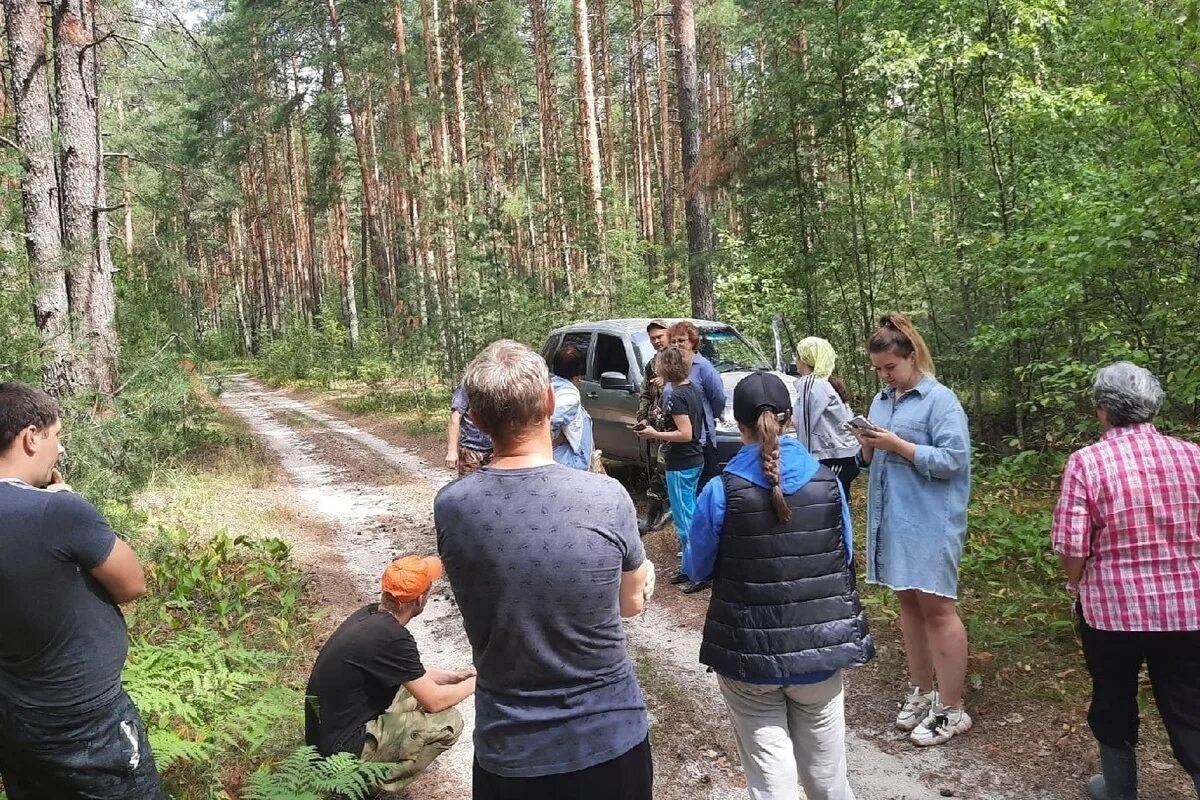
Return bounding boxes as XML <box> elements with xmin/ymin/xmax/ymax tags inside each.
<box><xmin>600</xmin><ymin>371</ymin><xmax>633</xmax><ymax>392</ymax></box>
<box><xmin>785</xmin><ymin>363</ymin><xmax>799</xmax><ymax>376</ymax></box>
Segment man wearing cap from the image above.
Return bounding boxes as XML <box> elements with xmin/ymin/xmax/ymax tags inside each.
<box><xmin>305</xmin><ymin>556</ymin><xmax>475</xmax><ymax>791</ymax></box>
<box><xmin>636</xmin><ymin>319</ymin><xmax>673</xmax><ymax>533</ymax></box>
<box><xmin>436</xmin><ymin>340</ymin><xmax>653</xmax><ymax>800</ymax></box>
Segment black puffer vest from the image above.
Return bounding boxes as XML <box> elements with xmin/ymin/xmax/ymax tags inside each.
<box><xmin>699</xmin><ymin>466</ymin><xmax>875</xmax><ymax>681</ymax></box>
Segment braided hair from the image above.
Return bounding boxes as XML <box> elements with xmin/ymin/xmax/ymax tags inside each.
<box><xmin>756</xmin><ymin>408</ymin><xmax>791</xmax><ymax>523</ymax></box>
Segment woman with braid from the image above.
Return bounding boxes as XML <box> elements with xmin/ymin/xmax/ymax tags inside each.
<box><xmin>684</xmin><ymin>373</ymin><xmax>874</xmax><ymax>800</ymax></box>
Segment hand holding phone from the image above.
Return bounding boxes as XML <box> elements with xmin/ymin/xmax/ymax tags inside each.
<box><xmin>843</xmin><ymin>415</ymin><xmax>877</xmax><ymax>432</ymax></box>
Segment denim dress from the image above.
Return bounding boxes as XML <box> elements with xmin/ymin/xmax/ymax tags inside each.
<box><xmin>859</xmin><ymin>375</ymin><xmax>971</xmax><ymax>598</ymax></box>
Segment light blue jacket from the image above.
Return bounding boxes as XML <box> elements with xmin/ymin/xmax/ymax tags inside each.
<box><xmin>858</xmin><ymin>375</ymin><xmax>971</xmax><ymax>596</ymax></box>
<box><xmin>551</xmin><ymin>376</ymin><xmax>594</xmax><ymax>470</ymax></box>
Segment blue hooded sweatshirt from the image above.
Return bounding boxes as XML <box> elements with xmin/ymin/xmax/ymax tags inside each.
<box><xmin>683</xmin><ymin>436</ymin><xmax>854</xmax><ymax>684</ymax></box>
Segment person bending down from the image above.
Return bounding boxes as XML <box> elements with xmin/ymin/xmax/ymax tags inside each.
<box><xmin>305</xmin><ymin>556</ymin><xmax>475</xmax><ymax>792</ymax></box>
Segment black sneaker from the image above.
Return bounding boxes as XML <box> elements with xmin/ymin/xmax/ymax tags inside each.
<box><xmin>669</xmin><ymin>571</ymin><xmax>690</xmax><ymax>585</ymax></box>
<box><xmin>682</xmin><ymin>579</ymin><xmax>712</xmax><ymax>594</ymax></box>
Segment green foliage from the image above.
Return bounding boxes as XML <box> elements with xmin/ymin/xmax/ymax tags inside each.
<box><xmin>136</xmin><ymin>527</ymin><xmax>306</xmax><ymax>641</ymax></box>
<box><xmin>120</xmin><ymin>524</ymin><xmax>324</xmax><ymax>799</ymax></box>
<box><xmin>259</xmin><ymin>315</ymin><xmax>348</xmax><ymax>388</ymax></box>
<box><xmin>58</xmin><ymin>354</ymin><xmax>230</xmax><ymax>504</ymax></box>
<box><xmin>243</xmin><ymin>747</ymin><xmax>397</xmax><ymax>800</ymax></box>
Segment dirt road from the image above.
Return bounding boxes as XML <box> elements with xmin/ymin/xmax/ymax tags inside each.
<box><xmin>220</xmin><ymin>375</ymin><xmax>1056</xmax><ymax>800</ymax></box>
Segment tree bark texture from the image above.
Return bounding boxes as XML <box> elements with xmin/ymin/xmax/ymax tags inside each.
<box><xmin>672</xmin><ymin>0</ymin><xmax>715</xmax><ymax>318</ymax></box>
<box><xmin>53</xmin><ymin>0</ymin><xmax>119</xmax><ymax>396</ymax></box>
<box><xmin>4</xmin><ymin>0</ymin><xmax>74</xmax><ymax>393</ymax></box>
<box><xmin>572</xmin><ymin>0</ymin><xmax>605</xmax><ymax>271</ymax></box>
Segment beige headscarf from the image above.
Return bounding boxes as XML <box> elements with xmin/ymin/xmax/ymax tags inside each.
<box><xmin>796</xmin><ymin>337</ymin><xmax>837</xmax><ymax>380</ymax></box>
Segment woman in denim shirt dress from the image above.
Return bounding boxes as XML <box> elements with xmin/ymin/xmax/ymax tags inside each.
<box><xmin>850</xmin><ymin>313</ymin><xmax>972</xmax><ymax>748</ymax></box>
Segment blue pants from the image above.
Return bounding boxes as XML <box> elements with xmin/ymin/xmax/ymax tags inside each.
<box><xmin>666</xmin><ymin>465</ymin><xmax>702</xmax><ymax>554</ymax></box>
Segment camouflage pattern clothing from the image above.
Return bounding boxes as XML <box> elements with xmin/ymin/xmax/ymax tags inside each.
<box><xmin>361</xmin><ymin>687</ymin><xmax>465</xmax><ymax>792</ymax></box>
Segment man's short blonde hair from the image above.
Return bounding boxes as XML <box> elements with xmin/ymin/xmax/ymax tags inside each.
<box><xmin>462</xmin><ymin>340</ymin><xmax>550</xmax><ymax>443</ymax></box>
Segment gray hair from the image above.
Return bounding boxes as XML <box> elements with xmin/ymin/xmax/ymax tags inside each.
<box><xmin>1092</xmin><ymin>362</ymin><xmax>1164</xmax><ymax>426</ymax></box>
<box><xmin>462</xmin><ymin>340</ymin><xmax>550</xmax><ymax>442</ymax></box>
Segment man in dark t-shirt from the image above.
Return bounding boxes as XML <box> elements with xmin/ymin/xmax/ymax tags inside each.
<box><xmin>0</xmin><ymin>382</ymin><xmax>163</xmax><ymax>800</ymax></box>
<box><xmin>305</xmin><ymin>555</ymin><xmax>474</xmax><ymax>792</ymax></box>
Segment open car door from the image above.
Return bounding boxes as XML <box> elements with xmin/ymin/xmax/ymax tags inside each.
<box><xmin>771</xmin><ymin>315</ymin><xmax>800</xmax><ymax>375</ymax></box>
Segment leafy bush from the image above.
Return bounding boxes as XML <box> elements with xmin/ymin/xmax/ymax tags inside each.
<box><xmin>136</xmin><ymin>527</ymin><xmax>306</xmax><ymax>642</ymax></box>
<box><xmin>119</xmin><ymin>526</ymin><xmax>388</xmax><ymax>799</ymax></box>
<box><xmin>59</xmin><ymin>349</ymin><xmax>231</xmax><ymax>504</ymax></box>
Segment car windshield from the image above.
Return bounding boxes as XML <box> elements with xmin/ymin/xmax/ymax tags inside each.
<box><xmin>699</xmin><ymin>328</ymin><xmax>770</xmax><ymax>372</ymax></box>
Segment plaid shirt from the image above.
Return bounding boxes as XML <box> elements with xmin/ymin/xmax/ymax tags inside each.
<box><xmin>1051</xmin><ymin>423</ymin><xmax>1200</xmax><ymax>632</ymax></box>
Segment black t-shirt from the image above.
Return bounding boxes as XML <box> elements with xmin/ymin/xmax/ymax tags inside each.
<box><xmin>0</xmin><ymin>481</ymin><xmax>126</xmax><ymax>711</ymax></box>
<box><xmin>305</xmin><ymin>604</ymin><xmax>426</xmax><ymax>756</ymax></box>
<box><xmin>662</xmin><ymin>382</ymin><xmax>705</xmax><ymax>470</ymax></box>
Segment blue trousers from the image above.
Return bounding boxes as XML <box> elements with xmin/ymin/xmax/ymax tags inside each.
<box><xmin>666</xmin><ymin>465</ymin><xmax>702</xmax><ymax>554</ymax></box>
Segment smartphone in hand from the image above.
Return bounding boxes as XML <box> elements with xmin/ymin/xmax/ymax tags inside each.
<box><xmin>843</xmin><ymin>415</ymin><xmax>877</xmax><ymax>432</ymax></box>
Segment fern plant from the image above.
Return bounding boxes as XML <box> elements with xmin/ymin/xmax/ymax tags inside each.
<box><xmin>243</xmin><ymin>746</ymin><xmax>397</xmax><ymax>800</ymax></box>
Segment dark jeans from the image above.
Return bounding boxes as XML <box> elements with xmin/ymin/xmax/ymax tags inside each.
<box><xmin>819</xmin><ymin>457</ymin><xmax>860</xmax><ymax>499</ymax></box>
<box><xmin>0</xmin><ymin>688</ymin><xmax>164</xmax><ymax>800</ymax></box>
<box><xmin>472</xmin><ymin>737</ymin><xmax>653</xmax><ymax>800</ymax></box>
<box><xmin>1079</xmin><ymin>613</ymin><xmax>1200</xmax><ymax>778</ymax></box>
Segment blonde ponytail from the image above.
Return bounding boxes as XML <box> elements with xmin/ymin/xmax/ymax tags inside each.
<box><xmin>868</xmin><ymin>312</ymin><xmax>935</xmax><ymax>376</ymax></box>
<box><xmin>757</xmin><ymin>409</ymin><xmax>792</xmax><ymax>523</ymax></box>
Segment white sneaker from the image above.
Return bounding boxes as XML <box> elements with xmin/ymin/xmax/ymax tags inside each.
<box><xmin>910</xmin><ymin>705</ymin><xmax>972</xmax><ymax>746</ymax></box>
<box><xmin>895</xmin><ymin>686</ymin><xmax>937</xmax><ymax>732</ymax></box>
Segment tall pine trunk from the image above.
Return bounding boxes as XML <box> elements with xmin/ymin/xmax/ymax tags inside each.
<box><xmin>326</xmin><ymin>0</ymin><xmax>398</xmax><ymax>347</ymax></box>
<box><xmin>53</xmin><ymin>0</ymin><xmax>118</xmax><ymax>396</ymax></box>
<box><xmin>572</xmin><ymin>0</ymin><xmax>605</xmax><ymax>272</ymax></box>
<box><xmin>672</xmin><ymin>0</ymin><xmax>714</xmax><ymax>317</ymax></box>
<box><xmin>654</xmin><ymin>9</ymin><xmax>677</xmax><ymax>281</ymax></box>
<box><xmin>321</xmin><ymin>62</ymin><xmax>360</xmax><ymax>352</ymax></box>
<box><xmin>4</xmin><ymin>0</ymin><xmax>74</xmax><ymax>393</ymax></box>
<box><xmin>530</xmin><ymin>0</ymin><xmax>570</xmax><ymax>290</ymax></box>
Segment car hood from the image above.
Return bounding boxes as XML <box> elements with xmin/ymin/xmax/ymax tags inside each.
<box><xmin>714</xmin><ymin>370</ymin><xmax>801</xmax><ymax>432</ymax></box>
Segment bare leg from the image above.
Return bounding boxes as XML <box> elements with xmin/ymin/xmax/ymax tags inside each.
<box><xmin>916</xmin><ymin>592</ymin><xmax>969</xmax><ymax>707</ymax></box>
<box><xmin>896</xmin><ymin>590</ymin><xmax>935</xmax><ymax>692</ymax></box>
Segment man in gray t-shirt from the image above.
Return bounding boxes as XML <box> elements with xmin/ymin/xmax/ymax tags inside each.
<box><xmin>436</xmin><ymin>340</ymin><xmax>654</xmax><ymax>800</ymax></box>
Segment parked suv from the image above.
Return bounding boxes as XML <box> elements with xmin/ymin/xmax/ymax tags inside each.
<box><xmin>541</xmin><ymin>318</ymin><xmax>798</xmax><ymax>469</ymax></box>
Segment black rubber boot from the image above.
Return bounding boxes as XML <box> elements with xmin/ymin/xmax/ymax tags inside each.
<box><xmin>651</xmin><ymin>502</ymin><xmax>673</xmax><ymax>531</ymax></box>
<box><xmin>1087</xmin><ymin>744</ymin><xmax>1137</xmax><ymax>800</ymax></box>
<box><xmin>638</xmin><ymin>499</ymin><xmax>662</xmax><ymax>535</ymax></box>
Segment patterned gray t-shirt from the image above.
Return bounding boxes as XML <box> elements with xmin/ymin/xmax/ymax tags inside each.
<box><xmin>435</xmin><ymin>463</ymin><xmax>648</xmax><ymax>778</ymax></box>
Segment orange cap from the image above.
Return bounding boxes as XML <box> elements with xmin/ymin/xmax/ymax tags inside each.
<box><xmin>381</xmin><ymin>556</ymin><xmax>444</xmax><ymax>603</ymax></box>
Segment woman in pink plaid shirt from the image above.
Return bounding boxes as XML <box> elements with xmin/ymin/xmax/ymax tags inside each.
<box><xmin>1052</xmin><ymin>362</ymin><xmax>1200</xmax><ymax>800</ymax></box>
